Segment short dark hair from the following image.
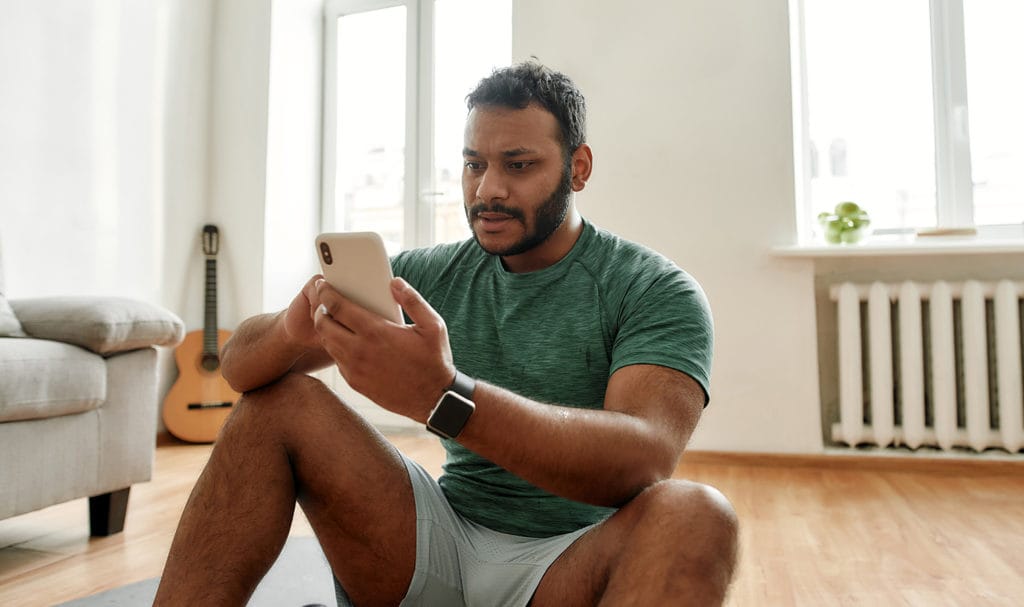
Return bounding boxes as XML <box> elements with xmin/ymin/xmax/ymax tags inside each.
<box><xmin>466</xmin><ymin>61</ymin><xmax>587</xmax><ymax>155</ymax></box>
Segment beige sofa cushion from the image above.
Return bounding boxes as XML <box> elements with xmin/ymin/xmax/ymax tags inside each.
<box><xmin>0</xmin><ymin>338</ymin><xmax>106</xmax><ymax>422</ymax></box>
<box><xmin>0</xmin><ymin>242</ymin><xmax>23</xmax><ymax>337</ymax></box>
<box><xmin>11</xmin><ymin>297</ymin><xmax>184</xmax><ymax>355</ymax></box>
<box><xmin>0</xmin><ymin>294</ymin><xmax>25</xmax><ymax>337</ymax></box>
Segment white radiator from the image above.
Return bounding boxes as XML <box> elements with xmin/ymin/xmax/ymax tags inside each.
<box><xmin>830</xmin><ymin>280</ymin><xmax>1024</xmax><ymax>453</ymax></box>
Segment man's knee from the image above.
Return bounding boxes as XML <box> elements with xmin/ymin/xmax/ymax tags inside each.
<box><xmin>632</xmin><ymin>479</ymin><xmax>736</xmax><ymax>521</ymax></box>
<box><xmin>224</xmin><ymin>372</ymin><xmax>334</xmax><ymax>434</ymax></box>
<box><xmin>240</xmin><ymin>372</ymin><xmax>330</xmax><ymax>407</ymax></box>
<box><xmin>629</xmin><ymin>480</ymin><xmax>739</xmax><ymax>569</ymax></box>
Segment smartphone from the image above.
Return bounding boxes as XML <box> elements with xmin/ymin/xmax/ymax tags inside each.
<box><xmin>315</xmin><ymin>232</ymin><xmax>403</xmax><ymax>324</ymax></box>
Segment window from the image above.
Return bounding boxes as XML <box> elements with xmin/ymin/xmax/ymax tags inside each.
<box><xmin>322</xmin><ymin>0</ymin><xmax>512</xmax><ymax>254</ymax></box>
<box><xmin>794</xmin><ymin>0</ymin><xmax>1024</xmax><ymax>241</ymax></box>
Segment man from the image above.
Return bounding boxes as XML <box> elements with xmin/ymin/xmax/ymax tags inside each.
<box><xmin>155</xmin><ymin>62</ymin><xmax>737</xmax><ymax>606</ymax></box>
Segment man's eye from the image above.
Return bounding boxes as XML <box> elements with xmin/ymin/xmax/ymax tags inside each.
<box><xmin>508</xmin><ymin>161</ymin><xmax>532</xmax><ymax>170</ymax></box>
<box><xmin>464</xmin><ymin>161</ymin><xmax>483</xmax><ymax>170</ymax></box>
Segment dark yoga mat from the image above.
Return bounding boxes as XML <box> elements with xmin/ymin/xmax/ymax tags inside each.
<box><xmin>56</xmin><ymin>536</ymin><xmax>334</xmax><ymax>607</ymax></box>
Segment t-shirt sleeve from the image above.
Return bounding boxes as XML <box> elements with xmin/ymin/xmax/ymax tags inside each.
<box><xmin>610</xmin><ymin>265</ymin><xmax>714</xmax><ymax>405</ymax></box>
<box><xmin>390</xmin><ymin>249</ymin><xmax>422</xmax><ymax>286</ymax></box>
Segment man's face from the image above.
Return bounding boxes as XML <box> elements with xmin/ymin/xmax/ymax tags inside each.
<box><xmin>462</xmin><ymin>104</ymin><xmax>573</xmax><ymax>258</ymax></box>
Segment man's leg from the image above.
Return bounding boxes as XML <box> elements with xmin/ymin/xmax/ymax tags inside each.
<box><xmin>154</xmin><ymin>373</ymin><xmax>417</xmax><ymax>607</ymax></box>
<box><xmin>531</xmin><ymin>480</ymin><xmax>739</xmax><ymax>606</ymax></box>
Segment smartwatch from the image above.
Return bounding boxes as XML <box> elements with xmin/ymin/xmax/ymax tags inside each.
<box><xmin>426</xmin><ymin>370</ymin><xmax>476</xmax><ymax>439</ymax></box>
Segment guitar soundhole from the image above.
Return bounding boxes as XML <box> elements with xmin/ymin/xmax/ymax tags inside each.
<box><xmin>201</xmin><ymin>353</ymin><xmax>220</xmax><ymax>372</ymax></box>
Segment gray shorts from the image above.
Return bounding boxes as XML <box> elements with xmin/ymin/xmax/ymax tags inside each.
<box><xmin>334</xmin><ymin>453</ymin><xmax>597</xmax><ymax>607</ymax></box>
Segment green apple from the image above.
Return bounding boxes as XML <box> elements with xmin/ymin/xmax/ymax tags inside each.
<box><xmin>824</xmin><ymin>218</ymin><xmax>845</xmax><ymax>244</ymax></box>
<box><xmin>819</xmin><ymin>203</ymin><xmax>871</xmax><ymax>244</ymax></box>
<box><xmin>834</xmin><ymin>201</ymin><xmax>861</xmax><ymax>218</ymax></box>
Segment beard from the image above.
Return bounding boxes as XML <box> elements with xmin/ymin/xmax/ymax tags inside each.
<box><xmin>466</xmin><ymin>161</ymin><xmax>573</xmax><ymax>258</ymax></box>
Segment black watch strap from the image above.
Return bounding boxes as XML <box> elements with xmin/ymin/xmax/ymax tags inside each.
<box><xmin>448</xmin><ymin>370</ymin><xmax>476</xmax><ymax>401</ymax></box>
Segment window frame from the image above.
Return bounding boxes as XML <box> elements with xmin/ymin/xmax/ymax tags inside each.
<box><xmin>792</xmin><ymin>0</ymin><xmax>1021</xmax><ymax>244</ymax></box>
<box><xmin>929</xmin><ymin>0</ymin><xmax>972</xmax><ymax>229</ymax></box>
<box><xmin>321</xmin><ymin>0</ymin><xmax>435</xmax><ymax>250</ymax></box>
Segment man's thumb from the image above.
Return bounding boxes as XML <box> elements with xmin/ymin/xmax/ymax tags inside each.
<box><xmin>391</xmin><ymin>277</ymin><xmax>432</xmax><ymax>324</ymax></box>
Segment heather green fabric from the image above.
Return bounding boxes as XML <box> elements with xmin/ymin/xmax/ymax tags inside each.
<box><xmin>392</xmin><ymin>219</ymin><xmax>713</xmax><ymax>538</ymax></box>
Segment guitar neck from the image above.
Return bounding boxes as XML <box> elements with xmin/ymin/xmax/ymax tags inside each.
<box><xmin>202</xmin><ymin>257</ymin><xmax>218</xmax><ymax>356</ymax></box>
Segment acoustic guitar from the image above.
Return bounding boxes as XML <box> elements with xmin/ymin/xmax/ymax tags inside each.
<box><xmin>163</xmin><ymin>224</ymin><xmax>239</xmax><ymax>443</ymax></box>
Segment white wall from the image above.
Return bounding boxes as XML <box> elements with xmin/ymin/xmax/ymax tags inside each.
<box><xmin>514</xmin><ymin>0</ymin><xmax>823</xmax><ymax>452</ymax></box>
<box><xmin>203</xmin><ymin>0</ymin><xmax>273</xmax><ymax>329</ymax></box>
<box><xmin>263</xmin><ymin>0</ymin><xmax>324</xmax><ymax>314</ymax></box>
<box><xmin>162</xmin><ymin>0</ymin><xmax>215</xmax><ymax>331</ymax></box>
<box><xmin>173</xmin><ymin>0</ymin><xmax>322</xmax><ymax>327</ymax></box>
<box><xmin>0</xmin><ymin>0</ymin><xmax>214</xmax><ymax>316</ymax></box>
<box><xmin>1</xmin><ymin>0</ymin><xmax>166</xmax><ymax>303</ymax></box>
<box><xmin>0</xmin><ymin>1</ymin><xmax>317</xmax><ymax>327</ymax></box>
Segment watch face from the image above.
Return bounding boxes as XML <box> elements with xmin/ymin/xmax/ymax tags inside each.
<box><xmin>427</xmin><ymin>392</ymin><xmax>475</xmax><ymax>439</ymax></box>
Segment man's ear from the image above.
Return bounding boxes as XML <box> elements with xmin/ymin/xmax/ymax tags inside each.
<box><xmin>570</xmin><ymin>144</ymin><xmax>593</xmax><ymax>192</ymax></box>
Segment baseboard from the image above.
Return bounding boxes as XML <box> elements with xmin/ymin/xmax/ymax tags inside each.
<box><xmin>681</xmin><ymin>448</ymin><xmax>1024</xmax><ymax>475</ymax></box>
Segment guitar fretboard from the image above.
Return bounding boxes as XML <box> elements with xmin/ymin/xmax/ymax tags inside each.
<box><xmin>203</xmin><ymin>258</ymin><xmax>218</xmax><ymax>356</ymax></box>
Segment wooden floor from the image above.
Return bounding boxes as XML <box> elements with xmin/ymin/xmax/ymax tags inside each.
<box><xmin>1</xmin><ymin>434</ymin><xmax>1022</xmax><ymax>606</ymax></box>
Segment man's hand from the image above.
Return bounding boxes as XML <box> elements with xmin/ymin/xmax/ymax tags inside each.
<box><xmin>314</xmin><ymin>277</ymin><xmax>456</xmax><ymax>423</ymax></box>
<box><xmin>220</xmin><ymin>275</ymin><xmax>336</xmax><ymax>393</ymax></box>
<box><xmin>282</xmin><ymin>274</ymin><xmax>327</xmax><ymax>349</ymax></box>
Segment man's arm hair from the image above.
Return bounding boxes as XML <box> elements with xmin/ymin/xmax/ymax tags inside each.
<box><xmin>455</xmin><ymin>363</ymin><xmax>703</xmax><ymax>508</ymax></box>
<box><xmin>220</xmin><ymin>311</ymin><xmax>334</xmax><ymax>393</ymax></box>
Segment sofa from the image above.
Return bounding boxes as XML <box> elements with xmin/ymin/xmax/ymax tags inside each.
<box><xmin>0</xmin><ymin>247</ymin><xmax>184</xmax><ymax>535</ymax></box>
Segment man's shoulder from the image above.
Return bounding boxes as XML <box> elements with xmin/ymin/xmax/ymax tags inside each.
<box><xmin>397</xmin><ymin>238</ymin><xmax>483</xmax><ymax>262</ymax></box>
<box><xmin>576</xmin><ymin>221</ymin><xmax>709</xmax><ymax>322</ymax></box>
<box><xmin>392</xmin><ymin>238</ymin><xmax>485</xmax><ymax>287</ymax></box>
<box><xmin>578</xmin><ymin>221</ymin><xmax>691</xmax><ymax>284</ymax></box>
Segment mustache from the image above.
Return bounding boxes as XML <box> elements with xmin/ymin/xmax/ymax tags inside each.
<box><xmin>468</xmin><ymin>202</ymin><xmax>526</xmax><ymax>221</ymax></box>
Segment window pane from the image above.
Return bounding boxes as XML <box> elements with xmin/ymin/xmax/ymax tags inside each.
<box><xmin>964</xmin><ymin>1</ymin><xmax>1024</xmax><ymax>226</ymax></box>
<box><xmin>432</xmin><ymin>0</ymin><xmax>512</xmax><ymax>244</ymax></box>
<box><xmin>804</xmin><ymin>1</ymin><xmax>936</xmax><ymax>232</ymax></box>
<box><xmin>334</xmin><ymin>7</ymin><xmax>406</xmax><ymax>253</ymax></box>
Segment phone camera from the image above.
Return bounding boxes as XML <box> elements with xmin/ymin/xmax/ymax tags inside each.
<box><xmin>320</xmin><ymin>242</ymin><xmax>333</xmax><ymax>265</ymax></box>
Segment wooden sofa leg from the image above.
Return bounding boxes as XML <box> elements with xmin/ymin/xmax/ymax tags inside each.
<box><xmin>89</xmin><ymin>487</ymin><xmax>131</xmax><ymax>536</ymax></box>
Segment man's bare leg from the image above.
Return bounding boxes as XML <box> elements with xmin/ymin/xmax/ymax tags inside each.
<box><xmin>154</xmin><ymin>373</ymin><xmax>417</xmax><ymax>606</ymax></box>
<box><xmin>532</xmin><ymin>480</ymin><xmax>739</xmax><ymax>606</ymax></box>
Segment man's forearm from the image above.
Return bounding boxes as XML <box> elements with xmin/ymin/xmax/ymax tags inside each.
<box><xmin>455</xmin><ymin>381</ymin><xmax>687</xmax><ymax>508</ymax></box>
<box><xmin>221</xmin><ymin>312</ymin><xmax>329</xmax><ymax>393</ymax></box>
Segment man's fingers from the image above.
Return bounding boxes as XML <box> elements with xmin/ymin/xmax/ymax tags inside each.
<box><xmin>313</xmin><ymin>300</ymin><xmax>359</xmax><ymax>365</ymax></box>
<box><xmin>315</xmin><ymin>280</ymin><xmax>386</xmax><ymax>332</ymax></box>
<box><xmin>305</xmin><ymin>276</ymin><xmax>325</xmax><ymax>319</ymax></box>
<box><xmin>390</xmin><ymin>278</ymin><xmax>441</xmax><ymax>329</ymax></box>
<box><xmin>313</xmin><ymin>301</ymin><xmax>350</xmax><ymax>337</ymax></box>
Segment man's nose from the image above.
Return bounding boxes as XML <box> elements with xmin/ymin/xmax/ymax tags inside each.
<box><xmin>475</xmin><ymin>167</ymin><xmax>509</xmax><ymax>202</ymax></box>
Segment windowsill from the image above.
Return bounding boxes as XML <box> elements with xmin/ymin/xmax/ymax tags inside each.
<box><xmin>773</xmin><ymin>233</ymin><xmax>1024</xmax><ymax>258</ymax></box>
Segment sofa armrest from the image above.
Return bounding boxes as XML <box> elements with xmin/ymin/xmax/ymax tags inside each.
<box><xmin>9</xmin><ymin>296</ymin><xmax>185</xmax><ymax>356</ymax></box>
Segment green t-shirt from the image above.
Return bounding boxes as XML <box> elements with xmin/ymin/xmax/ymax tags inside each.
<box><xmin>391</xmin><ymin>219</ymin><xmax>713</xmax><ymax>538</ymax></box>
